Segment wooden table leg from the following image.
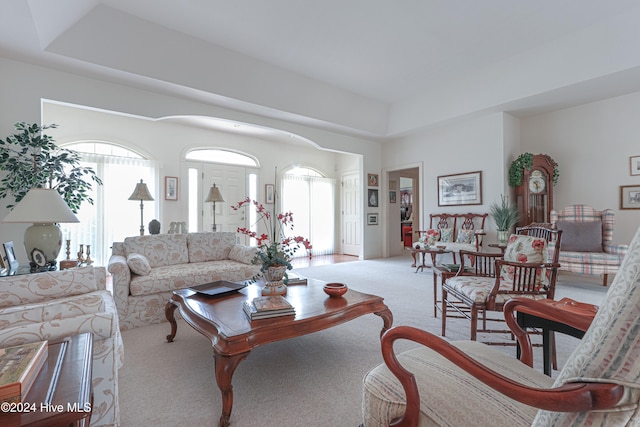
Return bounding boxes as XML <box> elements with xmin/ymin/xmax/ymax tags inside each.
<box><xmin>375</xmin><ymin>308</ymin><xmax>394</xmax><ymax>337</ymax></box>
<box><xmin>215</xmin><ymin>351</ymin><xmax>250</xmax><ymax>427</ymax></box>
<box><xmin>165</xmin><ymin>300</ymin><xmax>178</xmax><ymax>342</ymax></box>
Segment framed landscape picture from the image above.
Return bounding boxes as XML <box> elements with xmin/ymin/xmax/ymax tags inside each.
<box><xmin>631</xmin><ymin>156</ymin><xmax>640</xmax><ymax>176</ymax></box>
<box><xmin>367</xmin><ymin>213</ymin><xmax>379</xmax><ymax>225</ymax></box>
<box><xmin>437</xmin><ymin>171</ymin><xmax>482</xmax><ymax>206</ymax></box>
<box><xmin>620</xmin><ymin>185</ymin><xmax>640</xmax><ymax>209</ymax></box>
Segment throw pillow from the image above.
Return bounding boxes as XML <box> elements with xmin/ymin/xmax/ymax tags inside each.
<box><xmin>127</xmin><ymin>253</ymin><xmax>152</xmax><ymax>276</ymax></box>
<box><xmin>502</xmin><ymin>234</ymin><xmax>547</xmax><ymax>286</ymax></box>
<box><xmin>228</xmin><ymin>244</ymin><xmax>258</xmax><ymax>265</ymax></box>
<box><xmin>439</xmin><ymin>228</ymin><xmax>454</xmax><ymax>242</ymax></box>
<box><xmin>556</xmin><ymin>220</ymin><xmax>603</xmax><ymax>252</ymax></box>
<box><xmin>456</xmin><ymin>229</ymin><xmax>474</xmax><ymax>244</ymax></box>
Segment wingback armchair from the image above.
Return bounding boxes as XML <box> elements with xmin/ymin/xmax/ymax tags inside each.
<box><xmin>362</xmin><ymin>226</ymin><xmax>640</xmax><ymax>427</ymax></box>
<box><xmin>550</xmin><ymin>204</ymin><xmax>628</xmax><ymax>286</ymax></box>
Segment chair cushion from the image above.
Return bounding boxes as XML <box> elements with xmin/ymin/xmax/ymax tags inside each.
<box><xmin>127</xmin><ymin>253</ymin><xmax>151</xmax><ymax>276</ymax></box>
<box><xmin>444</xmin><ymin>275</ymin><xmax>547</xmax><ymax>305</ymax></box>
<box><xmin>556</xmin><ymin>220</ymin><xmax>603</xmax><ymax>252</ymax></box>
<box><xmin>502</xmin><ymin>234</ymin><xmax>547</xmax><ymax>287</ymax></box>
<box><xmin>456</xmin><ymin>229</ymin><xmax>474</xmax><ymax>243</ymax></box>
<box><xmin>439</xmin><ymin>228</ymin><xmax>453</xmax><ymax>242</ymax></box>
<box><xmin>362</xmin><ymin>340</ymin><xmax>551</xmax><ymax>427</ymax></box>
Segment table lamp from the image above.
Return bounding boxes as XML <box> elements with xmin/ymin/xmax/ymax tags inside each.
<box><xmin>128</xmin><ymin>179</ymin><xmax>154</xmax><ymax>235</ymax></box>
<box><xmin>3</xmin><ymin>187</ymin><xmax>79</xmax><ymax>269</ymax></box>
<box><xmin>205</xmin><ymin>183</ymin><xmax>224</xmax><ymax>231</ymax></box>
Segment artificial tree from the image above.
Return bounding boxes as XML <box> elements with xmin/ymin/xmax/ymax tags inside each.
<box><xmin>0</xmin><ymin>122</ymin><xmax>102</xmax><ymax>212</ymax></box>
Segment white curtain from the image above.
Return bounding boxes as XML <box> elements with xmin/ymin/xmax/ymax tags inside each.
<box><xmin>281</xmin><ymin>174</ymin><xmax>335</xmax><ymax>257</ymax></box>
<box><xmin>63</xmin><ymin>154</ymin><xmax>159</xmax><ymax>266</ymax></box>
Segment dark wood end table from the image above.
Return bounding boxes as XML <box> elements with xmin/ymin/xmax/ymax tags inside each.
<box><xmin>411</xmin><ymin>248</ymin><xmax>451</xmax><ymax>273</ymax></box>
<box><xmin>165</xmin><ymin>279</ymin><xmax>393</xmax><ymax>427</ymax></box>
<box><xmin>0</xmin><ymin>333</ymin><xmax>93</xmax><ymax>427</ymax></box>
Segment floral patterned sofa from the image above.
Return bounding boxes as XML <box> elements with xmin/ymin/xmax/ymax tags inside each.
<box><xmin>0</xmin><ymin>266</ymin><xmax>123</xmax><ymax>427</ymax></box>
<box><xmin>108</xmin><ymin>232</ymin><xmax>260</xmax><ymax>330</ymax></box>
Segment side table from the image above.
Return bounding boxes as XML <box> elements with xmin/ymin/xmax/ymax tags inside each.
<box><xmin>0</xmin><ymin>333</ymin><xmax>94</xmax><ymax>427</ymax></box>
<box><xmin>411</xmin><ymin>248</ymin><xmax>451</xmax><ymax>273</ymax></box>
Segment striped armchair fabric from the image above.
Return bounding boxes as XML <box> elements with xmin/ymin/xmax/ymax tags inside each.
<box><xmin>550</xmin><ymin>204</ymin><xmax>628</xmax><ymax>286</ymax></box>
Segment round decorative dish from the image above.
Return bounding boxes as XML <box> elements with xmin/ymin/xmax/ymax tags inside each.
<box><xmin>323</xmin><ymin>282</ymin><xmax>348</xmax><ymax>298</ymax></box>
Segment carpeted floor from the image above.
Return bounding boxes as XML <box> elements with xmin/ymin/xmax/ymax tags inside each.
<box><xmin>117</xmin><ymin>254</ymin><xmax>607</xmax><ymax>427</ymax></box>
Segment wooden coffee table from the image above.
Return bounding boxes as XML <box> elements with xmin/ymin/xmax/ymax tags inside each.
<box><xmin>165</xmin><ymin>279</ymin><xmax>393</xmax><ymax>427</ymax></box>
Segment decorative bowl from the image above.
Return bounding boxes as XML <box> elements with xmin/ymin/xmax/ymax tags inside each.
<box><xmin>436</xmin><ymin>245</ymin><xmax>447</xmax><ymax>250</ymax></box>
<box><xmin>323</xmin><ymin>282</ymin><xmax>348</xmax><ymax>298</ymax></box>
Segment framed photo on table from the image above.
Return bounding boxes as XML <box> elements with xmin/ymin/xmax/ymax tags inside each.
<box><xmin>620</xmin><ymin>185</ymin><xmax>640</xmax><ymax>209</ymax></box>
<box><xmin>437</xmin><ymin>171</ymin><xmax>482</xmax><ymax>207</ymax></box>
<box><xmin>165</xmin><ymin>176</ymin><xmax>178</xmax><ymax>200</ymax></box>
<box><xmin>3</xmin><ymin>241</ymin><xmax>19</xmax><ymax>270</ymax></box>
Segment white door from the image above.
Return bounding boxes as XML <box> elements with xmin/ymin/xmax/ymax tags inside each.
<box><xmin>201</xmin><ymin>164</ymin><xmax>247</xmax><ymax>242</ymax></box>
<box><xmin>341</xmin><ymin>172</ymin><xmax>361</xmax><ymax>256</ymax></box>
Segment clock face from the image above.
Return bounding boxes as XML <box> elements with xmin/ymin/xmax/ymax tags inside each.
<box><xmin>528</xmin><ymin>170</ymin><xmax>546</xmax><ymax>193</ymax></box>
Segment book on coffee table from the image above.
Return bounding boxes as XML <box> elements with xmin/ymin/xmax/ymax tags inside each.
<box><xmin>0</xmin><ymin>340</ymin><xmax>48</xmax><ymax>403</ymax></box>
<box><xmin>243</xmin><ymin>296</ymin><xmax>296</xmax><ymax>320</ymax></box>
<box><xmin>286</xmin><ymin>272</ymin><xmax>307</xmax><ymax>285</ymax></box>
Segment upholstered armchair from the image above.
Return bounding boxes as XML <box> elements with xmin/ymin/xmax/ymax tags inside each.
<box><xmin>0</xmin><ymin>267</ymin><xmax>124</xmax><ymax>427</ymax></box>
<box><xmin>362</xmin><ymin>226</ymin><xmax>640</xmax><ymax>427</ymax></box>
<box><xmin>441</xmin><ymin>225</ymin><xmax>561</xmax><ymax>341</ymax></box>
<box><xmin>550</xmin><ymin>204</ymin><xmax>628</xmax><ymax>286</ymax></box>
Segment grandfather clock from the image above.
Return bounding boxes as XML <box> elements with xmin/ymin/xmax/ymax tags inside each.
<box><xmin>514</xmin><ymin>154</ymin><xmax>557</xmax><ymax>227</ymax></box>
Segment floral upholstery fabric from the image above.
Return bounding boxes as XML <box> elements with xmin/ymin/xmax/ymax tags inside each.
<box><xmin>229</xmin><ymin>244</ymin><xmax>258</xmax><ymax>264</ymax></box>
<box><xmin>439</xmin><ymin>228</ymin><xmax>453</xmax><ymax>242</ymax></box>
<box><xmin>362</xmin><ymin>340</ymin><xmax>551</xmax><ymax>427</ymax></box>
<box><xmin>109</xmin><ymin>232</ymin><xmax>261</xmax><ymax>330</ymax></box>
<box><xmin>456</xmin><ymin>228</ymin><xmax>474</xmax><ymax>243</ymax></box>
<box><xmin>502</xmin><ymin>234</ymin><xmax>547</xmax><ymax>287</ymax></box>
<box><xmin>123</xmin><ymin>233</ymin><xmax>189</xmax><ymax>268</ymax></box>
<box><xmin>126</xmin><ymin>253</ymin><xmax>151</xmax><ymax>275</ymax></box>
<box><xmin>186</xmin><ymin>232</ymin><xmax>235</xmax><ymax>262</ymax></box>
<box><xmin>0</xmin><ymin>267</ymin><xmax>123</xmax><ymax>427</ymax></box>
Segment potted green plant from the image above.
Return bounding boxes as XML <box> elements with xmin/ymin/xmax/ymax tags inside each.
<box><xmin>0</xmin><ymin>122</ymin><xmax>102</xmax><ymax>212</ymax></box>
<box><xmin>489</xmin><ymin>194</ymin><xmax>520</xmax><ymax>245</ymax></box>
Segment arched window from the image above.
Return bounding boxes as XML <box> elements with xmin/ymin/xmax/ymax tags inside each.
<box><xmin>186</xmin><ymin>148</ymin><xmax>258</xmax><ymax>167</ymax></box>
<box><xmin>281</xmin><ymin>167</ymin><xmax>335</xmax><ymax>256</ymax></box>
<box><xmin>62</xmin><ymin>142</ymin><xmax>159</xmax><ymax>265</ymax></box>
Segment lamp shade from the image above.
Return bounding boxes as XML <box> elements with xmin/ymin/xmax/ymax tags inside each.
<box><xmin>205</xmin><ymin>184</ymin><xmax>225</xmax><ymax>203</ymax></box>
<box><xmin>128</xmin><ymin>179</ymin><xmax>154</xmax><ymax>201</ymax></box>
<box><xmin>3</xmin><ymin>188</ymin><xmax>79</xmax><ymax>268</ymax></box>
<box><xmin>3</xmin><ymin>188</ymin><xmax>79</xmax><ymax>223</ymax></box>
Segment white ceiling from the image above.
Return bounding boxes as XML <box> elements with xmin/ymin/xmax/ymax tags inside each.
<box><xmin>3</xmin><ymin>0</ymin><xmax>640</xmax><ymax>139</ymax></box>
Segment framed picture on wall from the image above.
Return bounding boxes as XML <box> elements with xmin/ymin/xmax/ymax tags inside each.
<box><xmin>437</xmin><ymin>171</ymin><xmax>482</xmax><ymax>206</ymax></box>
<box><xmin>368</xmin><ymin>189</ymin><xmax>379</xmax><ymax>207</ymax></box>
<box><xmin>389</xmin><ymin>191</ymin><xmax>397</xmax><ymax>203</ymax></box>
<box><xmin>620</xmin><ymin>185</ymin><xmax>640</xmax><ymax>209</ymax></box>
<box><xmin>630</xmin><ymin>156</ymin><xmax>640</xmax><ymax>176</ymax></box>
<box><xmin>265</xmin><ymin>184</ymin><xmax>275</xmax><ymax>204</ymax></box>
<box><xmin>165</xmin><ymin>176</ymin><xmax>178</xmax><ymax>200</ymax></box>
<box><xmin>367</xmin><ymin>173</ymin><xmax>379</xmax><ymax>187</ymax></box>
<box><xmin>367</xmin><ymin>213</ymin><xmax>379</xmax><ymax>225</ymax></box>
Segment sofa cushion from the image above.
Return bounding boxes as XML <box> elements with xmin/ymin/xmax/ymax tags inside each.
<box><xmin>456</xmin><ymin>229</ymin><xmax>474</xmax><ymax>243</ymax></box>
<box><xmin>186</xmin><ymin>232</ymin><xmax>235</xmax><ymax>263</ymax></box>
<box><xmin>124</xmin><ymin>234</ymin><xmax>189</xmax><ymax>268</ymax></box>
<box><xmin>0</xmin><ymin>266</ymin><xmax>100</xmax><ymax>308</ymax></box>
<box><xmin>127</xmin><ymin>253</ymin><xmax>151</xmax><ymax>276</ymax></box>
<box><xmin>229</xmin><ymin>244</ymin><xmax>257</xmax><ymax>265</ymax></box>
<box><xmin>440</xmin><ymin>228</ymin><xmax>453</xmax><ymax>242</ymax></box>
<box><xmin>557</xmin><ymin>220</ymin><xmax>603</xmax><ymax>252</ymax></box>
<box><xmin>129</xmin><ymin>260</ymin><xmax>260</xmax><ymax>296</ymax></box>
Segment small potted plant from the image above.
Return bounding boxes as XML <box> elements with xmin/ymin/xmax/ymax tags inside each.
<box><xmin>489</xmin><ymin>194</ymin><xmax>520</xmax><ymax>245</ymax></box>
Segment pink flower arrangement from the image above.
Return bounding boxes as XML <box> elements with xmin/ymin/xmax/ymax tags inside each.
<box><xmin>231</xmin><ymin>197</ymin><xmax>312</xmax><ymax>273</ymax></box>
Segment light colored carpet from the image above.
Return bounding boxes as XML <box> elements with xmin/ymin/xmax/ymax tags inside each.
<box><xmin>118</xmin><ymin>254</ymin><xmax>607</xmax><ymax>427</ymax></box>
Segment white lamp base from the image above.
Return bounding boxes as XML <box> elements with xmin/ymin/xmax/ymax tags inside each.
<box><xmin>24</xmin><ymin>223</ymin><xmax>62</xmax><ymax>266</ymax></box>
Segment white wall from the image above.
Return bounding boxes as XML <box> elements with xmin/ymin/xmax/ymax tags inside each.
<box><xmin>0</xmin><ymin>57</ymin><xmax>384</xmax><ymax>262</ymax></box>
<box><xmin>520</xmin><ymin>91</ymin><xmax>640</xmax><ymax>242</ymax></box>
<box><xmin>383</xmin><ymin>113</ymin><xmax>508</xmax><ymax>243</ymax></box>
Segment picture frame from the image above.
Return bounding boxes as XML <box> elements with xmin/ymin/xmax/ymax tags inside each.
<box><xmin>368</xmin><ymin>189</ymin><xmax>379</xmax><ymax>207</ymax></box>
<box><xmin>265</xmin><ymin>184</ymin><xmax>275</xmax><ymax>204</ymax></box>
<box><xmin>389</xmin><ymin>191</ymin><xmax>397</xmax><ymax>203</ymax></box>
<box><xmin>3</xmin><ymin>241</ymin><xmax>19</xmax><ymax>270</ymax></box>
<box><xmin>631</xmin><ymin>156</ymin><xmax>640</xmax><ymax>176</ymax></box>
<box><xmin>165</xmin><ymin>176</ymin><xmax>178</xmax><ymax>200</ymax></box>
<box><xmin>437</xmin><ymin>171</ymin><xmax>482</xmax><ymax>206</ymax></box>
<box><xmin>367</xmin><ymin>173</ymin><xmax>379</xmax><ymax>187</ymax></box>
<box><xmin>620</xmin><ymin>185</ymin><xmax>640</xmax><ymax>209</ymax></box>
<box><xmin>367</xmin><ymin>213</ymin><xmax>379</xmax><ymax>226</ymax></box>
